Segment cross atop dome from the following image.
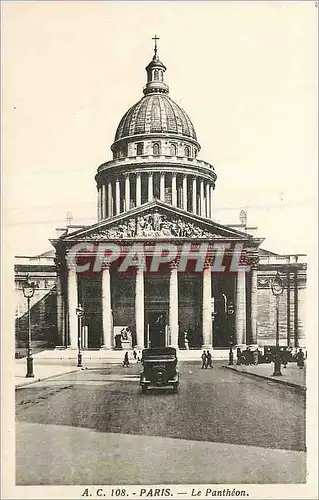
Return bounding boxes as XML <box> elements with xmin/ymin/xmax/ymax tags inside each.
<box><xmin>144</xmin><ymin>35</ymin><xmax>168</xmax><ymax>95</ymax></box>
<box><xmin>152</xmin><ymin>34</ymin><xmax>159</xmax><ymax>55</ymax></box>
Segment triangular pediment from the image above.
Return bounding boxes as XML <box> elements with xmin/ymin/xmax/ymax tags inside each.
<box><xmin>61</xmin><ymin>201</ymin><xmax>258</xmax><ymax>242</ymax></box>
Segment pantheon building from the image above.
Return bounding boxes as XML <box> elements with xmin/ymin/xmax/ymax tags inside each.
<box><xmin>15</xmin><ymin>41</ymin><xmax>307</xmax><ymax>356</ymax></box>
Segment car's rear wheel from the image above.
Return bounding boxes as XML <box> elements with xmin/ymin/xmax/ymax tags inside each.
<box><xmin>141</xmin><ymin>385</ymin><xmax>147</xmax><ymax>394</ymax></box>
<box><xmin>172</xmin><ymin>384</ymin><xmax>178</xmax><ymax>394</ymax></box>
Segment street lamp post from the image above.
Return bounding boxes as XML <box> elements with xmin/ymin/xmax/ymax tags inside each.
<box><xmin>227</xmin><ymin>300</ymin><xmax>235</xmax><ymax>365</ymax></box>
<box><xmin>228</xmin><ymin>342</ymin><xmax>234</xmax><ymax>365</ymax></box>
<box><xmin>270</xmin><ymin>271</ymin><xmax>284</xmax><ymax>376</ymax></box>
<box><xmin>22</xmin><ymin>274</ymin><xmax>36</xmax><ymax>378</ymax></box>
<box><xmin>76</xmin><ymin>304</ymin><xmax>84</xmax><ymax>367</ymax></box>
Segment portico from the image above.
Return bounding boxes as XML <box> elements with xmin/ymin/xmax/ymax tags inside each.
<box><xmin>52</xmin><ymin>202</ymin><xmax>262</xmax><ymax>353</ymax></box>
<box><xmin>14</xmin><ymin>40</ymin><xmax>307</xmax><ymax>359</ymax></box>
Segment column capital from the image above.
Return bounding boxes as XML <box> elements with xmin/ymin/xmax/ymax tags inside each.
<box><xmin>203</xmin><ymin>257</ymin><xmax>213</xmax><ymax>270</ymax></box>
<box><xmin>135</xmin><ymin>264</ymin><xmax>145</xmax><ymax>274</ymax></box>
<box><xmin>247</xmin><ymin>254</ymin><xmax>260</xmax><ymax>269</ymax></box>
<box><xmin>170</xmin><ymin>259</ymin><xmax>179</xmax><ymax>270</ymax></box>
<box><xmin>54</xmin><ymin>252</ymin><xmax>67</xmax><ymax>272</ymax></box>
<box><xmin>65</xmin><ymin>251</ymin><xmax>78</xmax><ymax>270</ymax></box>
<box><xmin>102</xmin><ymin>262</ymin><xmax>112</xmax><ymax>270</ymax></box>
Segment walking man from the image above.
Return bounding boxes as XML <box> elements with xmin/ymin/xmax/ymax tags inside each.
<box><xmin>236</xmin><ymin>347</ymin><xmax>242</xmax><ymax>366</ymax></box>
<box><xmin>123</xmin><ymin>351</ymin><xmax>129</xmax><ymax>368</ymax></box>
<box><xmin>201</xmin><ymin>350</ymin><xmax>207</xmax><ymax>369</ymax></box>
<box><xmin>206</xmin><ymin>350</ymin><xmax>213</xmax><ymax>369</ymax></box>
<box><xmin>296</xmin><ymin>348</ymin><xmax>305</xmax><ymax>369</ymax></box>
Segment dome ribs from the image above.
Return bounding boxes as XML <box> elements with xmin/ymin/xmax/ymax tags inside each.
<box><xmin>134</xmin><ymin>98</ymin><xmax>149</xmax><ymax>135</ymax></box>
<box><xmin>128</xmin><ymin>99</ymin><xmax>145</xmax><ymax>136</ymax></box>
<box><xmin>150</xmin><ymin>96</ymin><xmax>162</xmax><ymax>133</ymax></box>
<box><xmin>144</xmin><ymin>96</ymin><xmax>155</xmax><ymax>134</ymax></box>
<box><xmin>114</xmin><ymin>95</ymin><xmax>197</xmax><ymax>142</ymax></box>
<box><xmin>158</xmin><ymin>95</ymin><xmax>168</xmax><ymax>133</ymax></box>
<box><xmin>115</xmin><ymin>107</ymin><xmax>132</xmax><ymax>142</ymax></box>
<box><xmin>163</xmin><ymin>97</ymin><xmax>178</xmax><ymax>134</ymax></box>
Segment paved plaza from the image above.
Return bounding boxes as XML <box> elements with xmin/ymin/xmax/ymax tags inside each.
<box><xmin>16</xmin><ymin>361</ymin><xmax>306</xmax><ymax>485</ymax></box>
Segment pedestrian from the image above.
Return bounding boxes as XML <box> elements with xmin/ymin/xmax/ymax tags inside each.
<box><xmin>133</xmin><ymin>350</ymin><xmax>137</xmax><ymax>360</ymax></box>
<box><xmin>253</xmin><ymin>349</ymin><xmax>259</xmax><ymax>365</ymax></box>
<box><xmin>242</xmin><ymin>348</ymin><xmax>249</xmax><ymax>365</ymax></box>
<box><xmin>206</xmin><ymin>350</ymin><xmax>213</xmax><ymax>368</ymax></box>
<box><xmin>296</xmin><ymin>348</ymin><xmax>305</xmax><ymax>369</ymax></box>
<box><xmin>123</xmin><ymin>351</ymin><xmax>129</xmax><ymax>368</ymax></box>
<box><xmin>236</xmin><ymin>347</ymin><xmax>242</xmax><ymax>366</ymax></box>
<box><xmin>282</xmin><ymin>349</ymin><xmax>289</xmax><ymax>368</ymax></box>
<box><xmin>201</xmin><ymin>350</ymin><xmax>207</xmax><ymax>369</ymax></box>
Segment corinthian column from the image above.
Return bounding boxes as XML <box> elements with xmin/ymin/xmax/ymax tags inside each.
<box><xmin>115</xmin><ymin>178</ymin><xmax>120</xmax><ymax>214</ymax></box>
<box><xmin>200</xmin><ymin>179</ymin><xmax>205</xmax><ymax>217</ymax></box>
<box><xmin>236</xmin><ymin>271</ymin><xmax>246</xmax><ymax>345</ymax></box>
<box><xmin>67</xmin><ymin>266</ymin><xmax>78</xmax><ymax>349</ymax></box>
<box><xmin>192</xmin><ymin>177</ymin><xmax>197</xmax><ymax>214</ymax></box>
<box><xmin>107</xmin><ymin>182</ymin><xmax>113</xmax><ymax>218</ymax></box>
<box><xmin>172</xmin><ymin>173</ymin><xmax>177</xmax><ymax>207</ymax></box>
<box><xmin>148</xmin><ymin>173</ymin><xmax>153</xmax><ymax>202</ymax></box>
<box><xmin>125</xmin><ymin>174</ymin><xmax>130</xmax><ymax>211</ymax></box>
<box><xmin>135</xmin><ymin>267</ymin><xmax>144</xmax><ymax>349</ymax></box>
<box><xmin>182</xmin><ymin>175</ymin><xmax>188</xmax><ymax>211</ymax></box>
<box><xmin>169</xmin><ymin>261</ymin><xmax>179</xmax><ymax>348</ymax></box>
<box><xmin>210</xmin><ymin>183</ymin><xmax>214</xmax><ymax>220</ymax></box>
<box><xmin>101</xmin><ymin>184</ymin><xmax>106</xmax><ymax>219</ymax></box>
<box><xmin>101</xmin><ymin>264</ymin><xmax>112</xmax><ymax>349</ymax></box>
<box><xmin>202</xmin><ymin>261</ymin><xmax>212</xmax><ymax>349</ymax></box>
<box><xmin>160</xmin><ymin>172</ymin><xmax>165</xmax><ymax>201</ymax></box>
<box><xmin>56</xmin><ymin>267</ymin><xmax>65</xmax><ymax>347</ymax></box>
<box><xmin>206</xmin><ymin>182</ymin><xmax>210</xmax><ymax>218</ymax></box>
<box><xmin>97</xmin><ymin>187</ymin><xmax>101</xmax><ymax>221</ymax></box>
<box><xmin>136</xmin><ymin>173</ymin><xmax>141</xmax><ymax>207</ymax></box>
<box><xmin>250</xmin><ymin>262</ymin><xmax>258</xmax><ymax>344</ymax></box>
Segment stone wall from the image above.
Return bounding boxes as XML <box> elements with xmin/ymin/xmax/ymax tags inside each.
<box><xmin>15</xmin><ymin>286</ymin><xmax>58</xmax><ymax>351</ymax></box>
<box><xmin>257</xmin><ymin>285</ymin><xmax>306</xmax><ymax>347</ymax></box>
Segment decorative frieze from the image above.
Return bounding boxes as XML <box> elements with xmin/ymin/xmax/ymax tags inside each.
<box><xmin>83</xmin><ymin>212</ymin><xmax>219</xmax><ymax>240</ymax></box>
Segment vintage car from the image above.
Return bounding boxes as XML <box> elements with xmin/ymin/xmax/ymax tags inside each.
<box><xmin>140</xmin><ymin>347</ymin><xmax>179</xmax><ymax>393</ymax></box>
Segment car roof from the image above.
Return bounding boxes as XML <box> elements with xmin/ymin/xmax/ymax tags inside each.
<box><xmin>142</xmin><ymin>347</ymin><xmax>177</xmax><ymax>358</ymax></box>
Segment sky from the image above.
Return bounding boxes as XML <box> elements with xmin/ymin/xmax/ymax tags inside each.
<box><xmin>2</xmin><ymin>1</ymin><xmax>318</xmax><ymax>257</ymax></box>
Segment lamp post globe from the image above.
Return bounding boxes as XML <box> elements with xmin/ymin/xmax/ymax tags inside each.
<box><xmin>270</xmin><ymin>271</ymin><xmax>284</xmax><ymax>376</ymax></box>
<box><xmin>22</xmin><ymin>274</ymin><xmax>36</xmax><ymax>378</ymax></box>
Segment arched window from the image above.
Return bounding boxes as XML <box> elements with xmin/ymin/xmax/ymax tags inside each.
<box><xmin>154</xmin><ymin>69</ymin><xmax>159</xmax><ymax>81</ymax></box>
<box><xmin>170</xmin><ymin>143</ymin><xmax>177</xmax><ymax>156</ymax></box>
<box><xmin>136</xmin><ymin>143</ymin><xmax>144</xmax><ymax>156</ymax></box>
<box><xmin>194</xmin><ymin>148</ymin><xmax>198</xmax><ymax>158</ymax></box>
<box><xmin>153</xmin><ymin>143</ymin><xmax>160</xmax><ymax>156</ymax></box>
<box><xmin>185</xmin><ymin>146</ymin><xmax>191</xmax><ymax>158</ymax></box>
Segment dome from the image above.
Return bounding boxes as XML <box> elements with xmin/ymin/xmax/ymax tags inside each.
<box><xmin>114</xmin><ymin>94</ymin><xmax>197</xmax><ymax>142</ymax></box>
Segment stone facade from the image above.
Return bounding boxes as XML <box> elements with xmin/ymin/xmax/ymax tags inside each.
<box><xmin>14</xmin><ymin>42</ymin><xmax>307</xmax><ymax>354</ymax></box>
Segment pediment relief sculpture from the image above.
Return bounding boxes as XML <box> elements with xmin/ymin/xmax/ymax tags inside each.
<box><xmin>82</xmin><ymin>212</ymin><xmax>220</xmax><ymax>240</ymax></box>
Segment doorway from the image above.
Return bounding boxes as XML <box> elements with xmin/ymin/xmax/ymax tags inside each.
<box><xmin>147</xmin><ymin>311</ymin><xmax>167</xmax><ymax>347</ymax></box>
